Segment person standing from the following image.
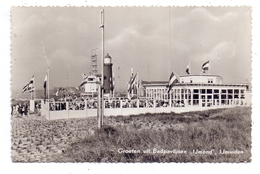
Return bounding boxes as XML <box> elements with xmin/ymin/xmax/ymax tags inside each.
<box><xmin>24</xmin><ymin>104</ymin><xmax>28</xmax><ymax>116</ymax></box>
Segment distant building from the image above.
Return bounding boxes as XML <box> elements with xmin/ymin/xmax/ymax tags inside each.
<box><xmin>83</xmin><ymin>75</ymin><xmax>100</xmax><ymax>97</ymax></box>
<box><xmin>81</xmin><ymin>53</ymin><xmax>114</xmax><ymax>98</ymax></box>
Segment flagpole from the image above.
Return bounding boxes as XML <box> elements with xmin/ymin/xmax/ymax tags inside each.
<box><xmin>34</xmin><ymin>74</ymin><xmax>36</xmax><ymax>100</ymax></box>
<box><xmin>30</xmin><ymin>75</ymin><xmax>32</xmax><ymax>100</ymax></box>
<box><xmin>168</xmin><ymin>59</ymin><xmax>170</xmax><ymax>76</ymax></box>
<box><xmin>209</xmin><ymin>61</ymin><xmax>211</xmax><ymax>74</ymax></box>
<box><xmin>100</xmin><ymin>9</ymin><xmax>105</xmax><ymax>128</ymax></box>
<box><xmin>189</xmin><ymin>61</ymin><xmax>191</xmax><ymax>75</ymax></box>
<box><xmin>112</xmin><ymin>72</ymin><xmax>115</xmax><ymax>98</ymax></box>
<box><xmin>137</xmin><ymin>71</ymin><xmax>139</xmax><ymax>99</ymax></box>
<box><xmin>48</xmin><ymin>67</ymin><xmax>50</xmax><ymax>101</ymax></box>
<box><xmin>131</xmin><ymin>68</ymin><xmax>133</xmax><ymax>97</ymax></box>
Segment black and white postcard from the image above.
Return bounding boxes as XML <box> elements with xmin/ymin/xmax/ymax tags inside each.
<box><xmin>1</xmin><ymin>0</ymin><xmax>260</xmax><ymax>174</ymax></box>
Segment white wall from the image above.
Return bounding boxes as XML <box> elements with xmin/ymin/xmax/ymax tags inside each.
<box><xmin>179</xmin><ymin>75</ymin><xmax>222</xmax><ymax>84</ymax></box>
<box><xmin>45</xmin><ymin>105</ymin><xmax>245</xmax><ymax>120</ymax></box>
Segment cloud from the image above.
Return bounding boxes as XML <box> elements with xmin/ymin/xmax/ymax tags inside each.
<box><xmin>202</xmin><ymin>41</ymin><xmax>236</xmax><ymax>61</ymax></box>
<box><xmin>107</xmin><ymin>27</ymin><xmax>139</xmax><ymax>46</ymax></box>
<box><xmin>190</xmin><ymin>8</ymin><xmax>238</xmax><ymax>22</ymax></box>
<box><xmin>171</xmin><ymin>8</ymin><xmax>239</xmax><ymax>51</ymax></box>
<box><xmin>11</xmin><ymin>7</ymin><xmax>251</xmax><ymax>90</ymax></box>
<box><xmin>41</xmin><ymin>41</ymin><xmax>51</xmax><ymax>66</ymax></box>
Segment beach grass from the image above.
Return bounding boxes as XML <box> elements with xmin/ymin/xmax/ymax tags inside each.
<box><xmin>11</xmin><ymin>107</ymin><xmax>251</xmax><ymax>162</ymax></box>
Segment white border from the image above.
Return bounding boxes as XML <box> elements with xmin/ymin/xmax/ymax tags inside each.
<box><xmin>1</xmin><ymin>0</ymin><xmax>259</xmax><ymax>174</ymax></box>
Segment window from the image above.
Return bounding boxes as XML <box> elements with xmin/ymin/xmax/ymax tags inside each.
<box><xmin>228</xmin><ymin>89</ymin><xmax>233</xmax><ymax>94</ymax></box>
<box><xmin>193</xmin><ymin>89</ymin><xmax>199</xmax><ymax>93</ymax></box>
<box><xmin>193</xmin><ymin>94</ymin><xmax>199</xmax><ymax>99</ymax></box>
<box><xmin>207</xmin><ymin>95</ymin><xmax>212</xmax><ymax>99</ymax></box>
<box><xmin>213</xmin><ymin>94</ymin><xmax>219</xmax><ymax>99</ymax></box>
<box><xmin>190</xmin><ymin>79</ymin><xmax>193</xmax><ymax>83</ymax></box>
<box><xmin>207</xmin><ymin>89</ymin><xmax>212</xmax><ymax>94</ymax></box>
<box><xmin>228</xmin><ymin>95</ymin><xmax>233</xmax><ymax>99</ymax></box>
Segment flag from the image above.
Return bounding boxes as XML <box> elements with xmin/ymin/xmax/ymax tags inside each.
<box><xmin>133</xmin><ymin>80</ymin><xmax>141</xmax><ymax>95</ymax></box>
<box><xmin>43</xmin><ymin>74</ymin><xmax>47</xmax><ymax>89</ymax></box>
<box><xmin>167</xmin><ymin>72</ymin><xmax>179</xmax><ymax>93</ymax></box>
<box><xmin>127</xmin><ymin>73</ymin><xmax>137</xmax><ymax>92</ymax></box>
<box><xmin>43</xmin><ymin>73</ymin><xmax>47</xmax><ymax>101</ymax></box>
<box><xmin>186</xmin><ymin>64</ymin><xmax>190</xmax><ymax>74</ymax></box>
<box><xmin>79</xmin><ymin>74</ymin><xmax>89</xmax><ymax>87</ymax></box>
<box><xmin>130</xmin><ymin>73</ymin><xmax>137</xmax><ymax>85</ymax></box>
<box><xmin>79</xmin><ymin>79</ymin><xmax>88</xmax><ymax>87</ymax></box>
<box><xmin>22</xmin><ymin>75</ymin><xmax>35</xmax><ymax>93</ymax></box>
<box><xmin>55</xmin><ymin>90</ymin><xmax>59</xmax><ymax>96</ymax></box>
<box><xmin>82</xmin><ymin>73</ymin><xmax>87</xmax><ymax>80</ymax></box>
<box><xmin>202</xmin><ymin>60</ymin><xmax>210</xmax><ymax>72</ymax></box>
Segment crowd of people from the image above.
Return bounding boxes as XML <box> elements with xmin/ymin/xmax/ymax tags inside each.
<box><xmin>49</xmin><ymin>102</ymin><xmax>67</xmax><ymax>111</ymax></box>
<box><xmin>11</xmin><ymin>101</ymin><xmax>41</xmax><ymax>117</ymax></box>
<box><xmin>12</xmin><ymin>97</ymin><xmax>186</xmax><ymax>115</ymax></box>
<box><xmin>48</xmin><ymin>98</ymin><xmax>175</xmax><ymax>110</ymax></box>
<box><xmin>11</xmin><ymin>103</ymin><xmax>29</xmax><ymax>117</ymax></box>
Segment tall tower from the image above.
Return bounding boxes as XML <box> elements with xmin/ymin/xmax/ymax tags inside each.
<box><xmin>103</xmin><ymin>53</ymin><xmax>113</xmax><ymax>95</ymax></box>
<box><xmin>91</xmin><ymin>49</ymin><xmax>98</xmax><ymax>76</ymax></box>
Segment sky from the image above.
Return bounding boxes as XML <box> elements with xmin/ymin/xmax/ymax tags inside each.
<box><xmin>11</xmin><ymin>7</ymin><xmax>252</xmax><ymax>91</ymax></box>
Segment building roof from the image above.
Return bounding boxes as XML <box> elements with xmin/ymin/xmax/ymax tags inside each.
<box><xmin>141</xmin><ymin>80</ymin><xmax>249</xmax><ymax>88</ymax></box>
<box><xmin>141</xmin><ymin>81</ymin><xmax>168</xmax><ymax>86</ymax></box>
<box><xmin>179</xmin><ymin>74</ymin><xmax>222</xmax><ymax>78</ymax></box>
<box><xmin>174</xmin><ymin>83</ymin><xmax>249</xmax><ymax>87</ymax></box>
<box><xmin>104</xmin><ymin>53</ymin><xmax>111</xmax><ymax>58</ymax></box>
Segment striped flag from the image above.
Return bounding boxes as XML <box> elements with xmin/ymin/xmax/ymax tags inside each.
<box><xmin>22</xmin><ymin>75</ymin><xmax>35</xmax><ymax>93</ymax></box>
<box><xmin>186</xmin><ymin>64</ymin><xmax>190</xmax><ymax>74</ymax></box>
<box><xmin>167</xmin><ymin>72</ymin><xmax>179</xmax><ymax>93</ymax></box>
<box><xmin>79</xmin><ymin>79</ymin><xmax>88</xmax><ymax>87</ymax></box>
<box><xmin>79</xmin><ymin>73</ymin><xmax>88</xmax><ymax>87</ymax></box>
<box><xmin>127</xmin><ymin>73</ymin><xmax>137</xmax><ymax>92</ymax></box>
<box><xmin>43</xmin><ymin>73</ymin><xmax>48</xmax><ymax>101</ymax></box>
<box><xmin>202</xmin><ymin>60</ymin><xmax>210</xmax><ymax>72</ymax></box>
<box><xmin>43</xmin><ymin>74</ymin><xmax>47</xmax><ymax>89</ymax></box>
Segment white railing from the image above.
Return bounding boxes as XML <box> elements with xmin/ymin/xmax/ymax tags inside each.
<box><xmin>40</xmin><ymin>98</ymin><xmax>249</xmax><ymax>120</ymax></box>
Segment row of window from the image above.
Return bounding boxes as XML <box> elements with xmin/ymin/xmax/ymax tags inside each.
<box><xmin>145</xmin><ymin>88</ymin><xmax>246</xmax><ymax>100</ymax></box>
<box><xmin>194</xmin><ymin>89</ymin><xmax>244</xmax><ymax>94</ymax></box>
<box><xmin>146</xmin><ymin>88</ymin><xmax>245</xmax><ymax>95</ymax></box>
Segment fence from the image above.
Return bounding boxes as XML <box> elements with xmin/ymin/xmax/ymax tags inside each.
<box><xmin>40</xmin><ymin>98</ymin><xmax>248</xmax><ymax>120</ymax></box>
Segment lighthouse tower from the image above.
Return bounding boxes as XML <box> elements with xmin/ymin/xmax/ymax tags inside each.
<box><xmin>103</xmin><ymin>53</ymin><xmax>113</xmax><ymax>96</ymax></box>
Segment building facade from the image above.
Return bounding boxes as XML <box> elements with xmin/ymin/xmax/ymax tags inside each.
<box><xmin>141</xmin><ymin>74</ymin><xmax>251</xmax><ymax>108</ymax></box>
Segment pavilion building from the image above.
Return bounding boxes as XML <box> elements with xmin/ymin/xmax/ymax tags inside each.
<box><xmin>141</xmin><ymin>74</ymin><xmax>251</xmax><ymax>108</ymax></box>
